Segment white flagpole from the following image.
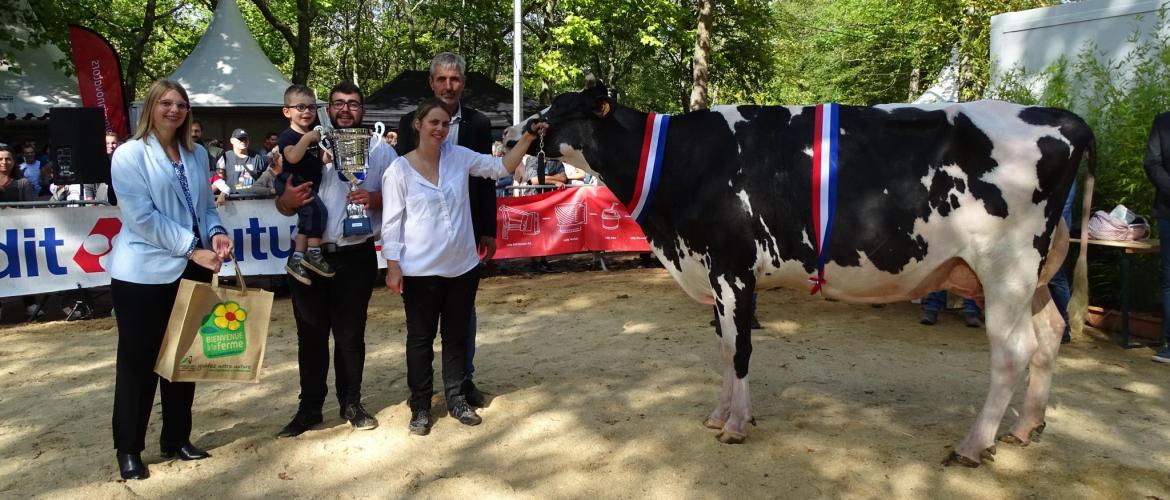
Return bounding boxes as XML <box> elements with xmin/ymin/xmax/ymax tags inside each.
<box><xmin>513</xmin><ymin>0</ymin><xmax>522</xmax><ymax>125</ymax></box>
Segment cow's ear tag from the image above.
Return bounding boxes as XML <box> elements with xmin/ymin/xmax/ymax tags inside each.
<box><xmin>594</xmin><ymin>98</ymin><xmax>612</xmax><ymax>118</ymax></box>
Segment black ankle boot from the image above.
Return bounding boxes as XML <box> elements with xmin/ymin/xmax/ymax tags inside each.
<box><xmin>117</xmin><ymin>452</ymin><xmax>149</xmax><ymax>480</ymax></box>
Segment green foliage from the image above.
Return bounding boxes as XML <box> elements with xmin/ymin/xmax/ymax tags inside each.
<box><xmin>987</xmin><ymin>9</ymin><xmax>1170</xmax><ymax>310</ymax></box>
<box><xmin>12</xmin><ymin>0</ymin><xmax>209</xmax><ymax>96</ymax></box>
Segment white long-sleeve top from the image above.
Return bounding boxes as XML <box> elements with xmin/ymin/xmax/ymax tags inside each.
<box><xmin>380</xmin><ymin>142</ymin><xmax>509</xmax><ymax>277</ymax></box>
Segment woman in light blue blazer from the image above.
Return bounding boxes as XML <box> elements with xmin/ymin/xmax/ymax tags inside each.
<box><xmin>108</xmin><ymin>80</ymin><xmax>233</xmax><ymax>481</ymax></box>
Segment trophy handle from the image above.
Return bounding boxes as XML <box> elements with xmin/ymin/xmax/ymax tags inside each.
<box><xmin>314</xmin><ymin>125</ymin><xmax>333</xmax><ymax>150</ymax></box>
<box><xmin>373</xmin><ymin>121</ymin><xmax>385</xmax><ymax>138</ymax></box>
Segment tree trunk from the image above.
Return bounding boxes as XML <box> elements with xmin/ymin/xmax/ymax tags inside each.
<box><xmin>352</xmin><ymin>0</ymin><xmax>365</xmax><ymax>86</ymax></box>
<box><xmin>292</xmin><ymin>0</ymin><xmax>312</xmax><ymax>84</ymax></box>
<box><xmin>908</xmin><ymin>66</ymin><xmax>921</xmax><ymax>102</ymax></box>
<box><xmin>251</xmin><ymin>0</ymin><xmax>315</xmax><ymax>84</ymax></box>
<box><xmin>122</xmin><ymin>0</ymin><xmax>158</xmax><ymax>102</ymax></box>
<box><xmin>689</xmin><ymin>0</ymin><xmax>713</xmax><ymax>111</ymax></box>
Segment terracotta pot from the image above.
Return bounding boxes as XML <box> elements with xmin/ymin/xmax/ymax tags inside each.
<box><xmin>1085</xmin><ymin>306</ymin><xmax>1164</xmax><ymax>341</ymax></box>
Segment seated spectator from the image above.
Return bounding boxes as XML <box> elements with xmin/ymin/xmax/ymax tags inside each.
<box><xmin>105</xmin><ymin>131</ymin><xmax>119</xmax><ymax>157</ymax></box>
<box><xmin>259</xmin><ymin>131</ymin><xmax>279</xmax><ymax>170</ymax></box>
<box><xmin>192</xmin><ymin>119</ymin><xmax>220</xmax><ymax>169</ymax></box>
<box><xmin>384</xmin><ymin>129</ymin><xmax>398</xmax><ymax>147</ymax></box>
<box><xmin>210</xmin><ymin>166</ymin><xmax>232</xmax><ymax>204</ymax></box>
<box><xmin>216</xmin><ymin>128</ymin><xmax>264</xmax><ymax>191</ymax></box>
<box><xmin>519</xmin><ymin>155</ymin><xmax>567</xmax><ymax>195</ymax></box>
<box><xmin>99</xmin><ymin>131</ymin><xmax>122</xmax><ymax>204</ymax></box>
<box><xmin>563</xmin><ymin>162</ymin><xmax>594</xmax><ymax>185</ymax></box>
<box><xmin>251</xmin><ymin>146</ymin><xmax>281</xmax><ymax>196</ymax></box>
<box><xmin>0</xmin><ymin>145</ymin><xmax>36</xmax><ymax>202</ymax></box>
<box><xmin>50</xmin><ymin>181</ymin><xmax>96</xmax><ymax>202</ymax></box>
<box><xmin>37</xmin><ymin>162</ymin><xmax>55</xmax><ymax>199</ymax></box>
<box><xmin>920</xmin><ymin>291</ymin><xmax>982</xmax><ymax>328</ymax></box>
<box><xmin>0</xmin><ymin>145</ymin><xmax>45</xmax><ymax>320</ymax></box>
<box><xmin>18</xmin><ymin>143</ymin><xmax>43</xmax><ymax>196</ymax></box>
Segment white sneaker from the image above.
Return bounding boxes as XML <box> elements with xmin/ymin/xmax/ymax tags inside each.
<box><xmin>1152</xmin><ymin>348</ymin><xmax>1170</xmax><ymax>363</ymax></box>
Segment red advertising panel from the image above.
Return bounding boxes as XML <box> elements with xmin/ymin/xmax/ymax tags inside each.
<box><xmin>68</xmin><ymin>25</ymin><xmax>130</xmax><ymax>138</ymax></box>
<box><xmin>494</xmin><ymin>186</ymin><xmax>651</xmax><ymax>259</ymax></box>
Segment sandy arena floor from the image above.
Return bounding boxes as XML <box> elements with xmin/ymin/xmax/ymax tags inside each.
<box><xmin>0</xmin><ymin>265</ymin><xmax>1168</xmax><ymax>498</ymax></box>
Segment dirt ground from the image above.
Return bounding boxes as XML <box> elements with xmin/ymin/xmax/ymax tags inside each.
<box><xmin>1</xmin><ymin>262</ymin><xmax>1168</xmax><ymax>499</ymax></box>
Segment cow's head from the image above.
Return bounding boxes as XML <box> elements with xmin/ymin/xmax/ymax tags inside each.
<box><xmin>503</xmin><ymin>83</ymin><xmax>617</xmax><ymax>180</ymax></box>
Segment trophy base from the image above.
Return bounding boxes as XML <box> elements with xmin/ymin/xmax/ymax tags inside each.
<box><xmin>343</xmin><ymin>216</ymin><xmax>373</xmax><ymax>237</ymax></box>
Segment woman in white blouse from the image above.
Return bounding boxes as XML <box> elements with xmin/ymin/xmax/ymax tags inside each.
<box><xmin>381</xmin><ymin>97</ymin><xmax>543</xmax><ymax>435</ymax></box>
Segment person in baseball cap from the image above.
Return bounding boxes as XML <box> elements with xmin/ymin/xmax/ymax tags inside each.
<box><xmin>217</xmin><ymin>128</ymin><xmax>265</xmax><ymax>191</ymax></box>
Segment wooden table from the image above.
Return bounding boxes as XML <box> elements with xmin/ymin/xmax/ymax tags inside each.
<box><xmin>1071</xmin><ymin>238</ymin><xmax>1161</xmax><ymax>347</ymax></box>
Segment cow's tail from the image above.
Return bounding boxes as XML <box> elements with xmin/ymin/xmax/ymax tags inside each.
<box><xmin>1068</xmin><ymin>135</ymin><xmax>1096</xmax><ymax>336</ymax></box>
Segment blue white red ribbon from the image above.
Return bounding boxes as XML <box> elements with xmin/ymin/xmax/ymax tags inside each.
<box><xmin>626</xmin><ymin>112</ymin><xmax>670</xmax><ymax>225</ymax></box>
<box><xmin>809</xmin><ymin>103</ymin><xmax>839</xmax><ymax>295</ymax></box>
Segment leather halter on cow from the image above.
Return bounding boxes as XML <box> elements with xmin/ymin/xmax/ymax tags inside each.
<box><xmin>505</xmin><ymin>84</ymin><xmax>1096</xmax><ymax>468</ymax></box>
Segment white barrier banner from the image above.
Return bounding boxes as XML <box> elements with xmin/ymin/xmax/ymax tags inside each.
<box><xmin>0</xmin><ymin>199</ymin><xmax>387</xmax><ymax>298</ymax></box>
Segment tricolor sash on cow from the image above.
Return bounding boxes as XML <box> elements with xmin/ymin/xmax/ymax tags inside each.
<box><xmin>809</xmin><ymin>103</ymin><xmax>840</xmax><ymax>295</ymax></box>
<box><xmin>626</xmin><ymin>112</ymin><xmax>670</xmax><ymax>224</ymax></box>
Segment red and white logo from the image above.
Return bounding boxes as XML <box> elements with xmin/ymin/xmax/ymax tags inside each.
<box><xmin>73</xmin><ymin>217</ymin><xmax>121</xmax><ymax>273</ymax></box>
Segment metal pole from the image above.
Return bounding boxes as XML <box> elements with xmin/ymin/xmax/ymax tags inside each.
<box><xmin>513</xmin><ymin>0</ymin><xmax>522</xmax><ymax>125</ymax></box>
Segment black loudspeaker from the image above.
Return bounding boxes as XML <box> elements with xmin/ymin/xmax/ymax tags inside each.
<box><xmin>49</xmin><ymin>107</ymin><xmax>109</xmax><ymax>184</ymax></box>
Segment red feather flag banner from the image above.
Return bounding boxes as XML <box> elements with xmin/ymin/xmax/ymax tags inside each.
<box><xmin>68</xmin><ymin>25</ymin><xmax>130</xmax><ymax>139</ymax></box>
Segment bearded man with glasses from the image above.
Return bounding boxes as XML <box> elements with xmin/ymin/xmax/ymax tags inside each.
<box><xmin>274</xmin><ymin>81</ymin><xmax>398</xmax><ymax>436</ymax></box>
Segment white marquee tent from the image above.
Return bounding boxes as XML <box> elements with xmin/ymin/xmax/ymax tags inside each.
<box><xmin>1</xmin><ymin>1</ymin><xmax>81</xmax><ymax>122</ymax></box>
<box><xmin>130</xmin><ymin>0</ymin><xmax>293</xmax><ymax>144</ymax></box>
<box><xmin>990</xmin><ymin>0</ymin><xmax>1169</xmax><ymax>95</ymax></box>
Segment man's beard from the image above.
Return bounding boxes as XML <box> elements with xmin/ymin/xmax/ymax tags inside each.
<box><xmin>333</xmin><ymin>112</ymin><xmax>361</xmax><ymax>127</ymax></box>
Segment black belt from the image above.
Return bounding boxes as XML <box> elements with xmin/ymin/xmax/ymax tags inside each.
<box><xmin>321</xmin><ymin>237</ymin><xmax>375</xmax><ymax>254</ymax></box>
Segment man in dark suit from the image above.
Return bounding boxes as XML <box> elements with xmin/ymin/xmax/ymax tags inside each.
<box><xmin>1143</xmin><ymin>111</ymin><xmax>1170</xmax><ymax>363</ymax></box>
<box><xmin>396</xmin><ymin>52</ymin><xmax>495</xmax><ymax>403</ymax></box>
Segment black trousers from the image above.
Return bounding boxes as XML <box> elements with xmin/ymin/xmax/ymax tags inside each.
<box><xmin>288</xmin><ymin>239</ymin><xmax>376</xmax><ymax>414</ymax></box>
<box><xmin>111</xmin><ymin>262</ymin><xmax>212</xmax><ymax>453</ymax></box>
<box><xmin>402</xmin><ymin>268</ymin><xmax>479</xmax><ymax>410</ymax></box>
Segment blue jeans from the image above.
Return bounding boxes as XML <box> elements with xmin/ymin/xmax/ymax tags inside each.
<box><xmin>1160</xmin><ymin>218</ymin><xmax>1170</xmax><ymax>345</ymax></box>
<box><xmin>1047</xmin><ymin>185</ymin><xmax>1076</xmax><ymax>337</ymax></box>
<box><xmin>1047</xmin><ymin>269</ymin><xmax>1071</xmax><ymax>337</ymax></box>
<box><xmin>923</xmin><ymin>291</ymin><xmax>980</xmax><ymax>315</ymax></box>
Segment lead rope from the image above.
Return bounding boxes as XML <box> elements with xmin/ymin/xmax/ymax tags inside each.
<box><xmin>536</xmin><ymin>130</ymin><xmax>547</xmax><ymax>187</ymax></box>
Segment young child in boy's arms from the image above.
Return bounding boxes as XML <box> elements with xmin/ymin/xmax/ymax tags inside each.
<box><xmin>276</xmin><ymin>84</ymin><xmax>334</xmax><ymax>284</ymax></box>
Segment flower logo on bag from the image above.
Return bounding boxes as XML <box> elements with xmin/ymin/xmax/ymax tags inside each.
<box><xmin>199</xmin><ymin>301</ymin><xmax>248</xmax><ymax>359</ymax></box>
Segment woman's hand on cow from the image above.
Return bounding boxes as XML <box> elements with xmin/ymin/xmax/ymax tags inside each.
<box><xmin>526</xmin><ymin>121</ymin><xmax>548</xmax><ymax>137</ymax></box>
<box><xmin>385</xmin><ymin>262</ymin><xmax>404</xmax><ymax>295</ymax></box>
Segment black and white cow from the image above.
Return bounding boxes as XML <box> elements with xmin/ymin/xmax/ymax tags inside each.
<box><xmin>504</xmin><ymin>84</ymin><xmax>1095</xmax><ymax>467</ymax></box>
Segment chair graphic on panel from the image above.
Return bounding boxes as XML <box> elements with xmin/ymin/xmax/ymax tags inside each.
<box><xmin>500</xmin><ymin>205</ymin><xmax>540</xmax><ymax>240</ymax></box>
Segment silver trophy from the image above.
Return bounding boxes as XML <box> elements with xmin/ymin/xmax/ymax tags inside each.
<box><xmin>317</xmin><ymin>122</ymin><xmax>385</xmax><ymax>236</ymax></box>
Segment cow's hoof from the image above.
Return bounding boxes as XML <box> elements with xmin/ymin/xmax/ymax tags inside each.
<box><xmin>997</xmin><ymin>433</ymin><xmax>1028</xmax><ymax>446</ymax></box>
<box><xmin>941</xmin><ymin>446</ymin><xmax>995</xmax><ymax>468</ymax></box>
<box><xmin>703</xmin><ymin>417</ymin><xmax>725</xmax><ymax>430</ymax></box>
<box><xmin>715</xmin><ymin>430</ymin><xmax>746</xmax><ymax>444</ymax></box>
<box><xmin>1030</xmin><ymin>422</ymin><xmax>1047</xmax><ymax>442</ymax></box>
<box><xmin>999</xmin><ymin>421</ymin><xmax>1046</xmax><ymax>446</ymax></box>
